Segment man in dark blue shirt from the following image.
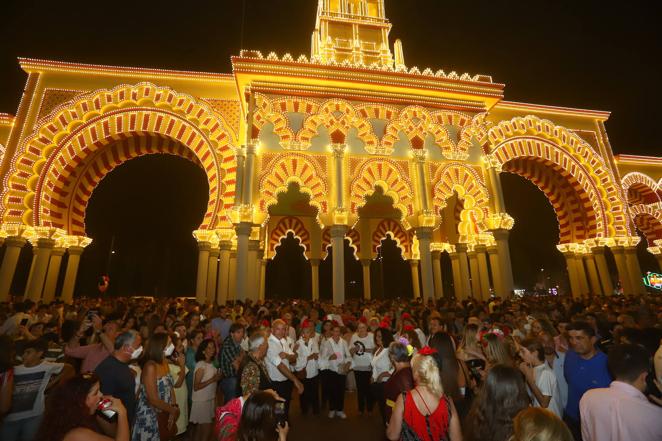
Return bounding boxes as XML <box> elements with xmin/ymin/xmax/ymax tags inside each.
<box><xmin>95</xmin><ymin>331</ymin><xmax>143</xmax><ymax>425</ymax></box>
<box><xmin>563</xmin><ymin>321</ymin><xmax>612</xmax><ymax>441</ymax></box>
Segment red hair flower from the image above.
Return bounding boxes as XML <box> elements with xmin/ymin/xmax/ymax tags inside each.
<box><xmin>301</xmin><ymin>319</ymin><xmax>312</xmax><ymax>328</ymax></box>
<box><xmin>403</xmin><ymin>325</ymin><xmax>414</xmax><ymax>332</ymax></box>
<box><xmin>379</xmin><ymin>321</ymin><xmax>390</xmax><ymax>329</ymax></box>
<box><xmin>419</xmin><ymin>346</ymin><xmax>438</xmax><ymax>356</ymax></box>
<box><xmin>359</xmin><ymin>316</ymin><xmax>368</xmax><ymax>324</ymax></box>
<box><xmin>401</xmin><ymin>313</ymin><xmax>412</xmax><ymax>320</ymax></box>
<box><xmin>260</xmin><ymin>320</ymin><xmax>270</xmax><ymax>327</ymax></box>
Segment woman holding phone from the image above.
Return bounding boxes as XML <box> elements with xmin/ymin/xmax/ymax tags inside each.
<box><xmin>190</xmin><ymin>339</ymin><xmax>221</xmax><ymax>441</ymax></box>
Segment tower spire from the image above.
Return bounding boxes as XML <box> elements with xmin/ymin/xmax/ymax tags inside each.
<box><xmin>311</xmin><ymin>0</ymin><xmax>396</xmax><ymax>67</ymax></box>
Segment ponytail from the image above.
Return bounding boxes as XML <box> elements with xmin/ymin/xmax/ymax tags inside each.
<box><xmin>412</xmin><ymin>353</ymin><xmax>444</xmax><ymax>398</ymax></box>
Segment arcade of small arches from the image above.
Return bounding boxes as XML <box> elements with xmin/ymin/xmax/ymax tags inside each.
<box><xmin>0</xmin><ymin>82</ymin><xmax>652</xmax><ymax>305</ymax></box>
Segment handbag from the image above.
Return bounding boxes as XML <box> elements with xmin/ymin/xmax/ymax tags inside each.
<box><xmin>157</xmin><ymin>408</ymin><xmax>177</xmax><ymax>441</ymax></box>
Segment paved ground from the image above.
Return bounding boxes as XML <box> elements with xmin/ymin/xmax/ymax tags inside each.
<box><xmin>288</xmin><ymin>390</ymin><xmax>386</xmax><ymax>441</ymax></box>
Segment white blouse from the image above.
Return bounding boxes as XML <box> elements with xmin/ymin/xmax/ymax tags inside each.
<box><xmin>320</xmin><ymin>337</ymin><xmax>351</xmax><ymax>374</ymax></box>
<box><xmin>294</xmin><ymin>337</ymin><xmax>320</xmax><ymax>379</ymax></box>
<box><xmin>370</xmin><ymin>346</ymin><xmax>393</xmax><ymax>383</ymax></box>
<box><xmin>350</xmin><ymin>332</ymin><xmax>375</xmax><ymax>372</ymax></box>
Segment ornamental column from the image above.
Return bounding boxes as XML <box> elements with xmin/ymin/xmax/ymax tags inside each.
<box><xmin>610</xmin><ymin>246</ymin><xmax>632</xmax><ymax>294</ymax></box>
<box><xmin>491</xmin><ymin>229</ymin><xmax>514</xmax><ymax>297</ymax></box>
<box><xmin>409</xmin><ymin>259</ymin><xmax>421</xmax><ymax>299</ymax></box>
<box><xmin>61</xmin><ymin>236</ymin><xmax>92</xmax><ymax>304</ymax></box>
<box><xmin>194</xmin><ymin>242</ymin><xmax>210</xmax><ymax>304</ymax></box>
<box><xmin>576</xmin><ymin>256</ymin><xmax>590</xmax><ymax>297</ymax></box>
<box><xmin>0</xmin><ymin>236</ymin><xmax>27</xmax><ymax>302</ymax></box>
<box><xmin>360</xmin><ymin>259</ymin><xmax>371</xmax><ymax>300</ymax></box>
<box><xmin>566</xmin><ymin>252</ymin><xmax>582</xmax><ymax>298</ymax></box>
<box><xmin>431</xmin><ymin>251</ymin><xmax>444</xmax><ymax>299</ymax></box>
<box><xmin>450</xmin><ymin>251</ymin><xmax>462</xmax><ymax>299</ymax></box>
<box><xmin>205</xmin><ymin>248</ymin><xmax>220</xmax><ymax>305</ymax></box>
<box><xmin>216</xmin><ymin>240</ymin><xmax>232</xmax><ymax>305</ymax></box>
<box><xmin>624</xmin><ymin>246</ymin><xmax>646</xmax><ymax>295</ymax></box>
<box><xmin>467</xmin><ymin>249</ymin><xmax>482</xmax><ymax>300</ymax></box>
<box><xmin>25</xmin><ymin>229</ymin><xmax>62</xmax><ymax>301</ymax></box>
<box><xmin>330</xmin><ymin>225</ymin><xmax>347</xmax><ymax>305</ymax></box>
<box><xmin>456</xmin><ymin>243</ymin><xmax>472</xmax><ymax>299</ymax></box>
<box><xmin>310</xmin><ymin>258</ymin><xmax>321</xmax><ymax>301</ymax></box>
<box><xmin>591</xmin><ymin>246</ymin><xmax>614</xmax><ymax>295</ymax></box>
<box><xmin>475</xmin><ymin>245</ymin><xmax>491</xmax><ymax>299</ymax></box>
<box><xmin>487</xmin><ymin>245</ymin><xmax>504</xmax><ymax>297</ymax></box>
<box><xmin>258</xmin><ymin>254</ymin><xmax>266</xmax><ymax>302</ymax></box>
<box><xmin>415</xmin><ymin>227</ymin><xmax>434</xmax><ymax>301</ymax></box>
<box><xmin>235</xmin><ymin>222</ymin><xmax>252</xmax><ymax>302</ymax></box>
<box><xmin>242</xmin><ymin>144</ymin><xmax>257</xmax><ymax>206</ymax></box>
<box><xmin>228</xmin><ymin>252</ymin><xmax>237</xmax><ymax>301</ymax></box>
<box><xmin>234</xmin><ymin>146</ymin><xmax>246</xmax><ymax>207</ymax></box>
<box><xmin>582</xmin><ymin>253</ymin><xmax>603</xmax><ymax>295</ymax></box>
<box><xmin>412</xmin><ymin>149</ymin><xmax>430</xmax><ymax>212</ymax></box>
<box><xmin>42</xmin><ymin>245</ymin><xmax>65</xmax><ymax>304</ymax></box>
<box><xmin>247</xmin><ymin>239</ymin><xmax>260</xmax><ymax>301</ymax></box>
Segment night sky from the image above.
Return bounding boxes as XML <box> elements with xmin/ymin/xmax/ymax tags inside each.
<box><xmin>2</xmin><ymin>1</ymin><xmax>661</xmax><ymax>297</ymax></box>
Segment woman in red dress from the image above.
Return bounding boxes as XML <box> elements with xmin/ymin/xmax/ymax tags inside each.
<box><xmin>386</xmin><ymin>347</ymin><xmax>462</xmax><ymax>441</ymax></box>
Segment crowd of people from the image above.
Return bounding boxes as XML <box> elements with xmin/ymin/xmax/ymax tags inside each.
<box><xmin>0</xmin><ymin>292</ymin><xmax>660</xmax><ymax>441</ymax></box>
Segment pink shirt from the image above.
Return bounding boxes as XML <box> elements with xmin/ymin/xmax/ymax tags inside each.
<box><xmin>65</xmin><ymin>343</ymin><xmax>110</xmax><ymax>373</ymax></box>
<box><xmin>580</xmin><ymin>381</ymin><xmax>662</xmax><ymax>441</ymax></box>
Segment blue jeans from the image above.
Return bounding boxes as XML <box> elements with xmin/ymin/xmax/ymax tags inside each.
<box><xmin>220</xmin><ymin>376</ymin><xmax>239</xmax><ymax>404</ymax></box>
<box><xmin>0</xmin><ymin>415</ymin><xmax>43</xmax><ymax>441</ymax></box>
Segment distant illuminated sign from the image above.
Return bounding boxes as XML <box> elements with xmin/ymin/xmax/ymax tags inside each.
<box><xmin>643</xmin><ymin>272</ymin><xmax>662</xmax><ymax>290</ymax></box>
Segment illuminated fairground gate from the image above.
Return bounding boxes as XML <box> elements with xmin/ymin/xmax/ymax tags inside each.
<box><xmin>0</xmin><ymin>0</ymin><xmax>659</xmax><ymax>304</ymax></box>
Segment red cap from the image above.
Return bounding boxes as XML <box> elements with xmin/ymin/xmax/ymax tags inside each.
<box><xmin>301</xmin><ymin>319</ymin><xmax>312</xmax><ymax>328</ymax></box>
<box><xmin>359</xmin><ymin>316</ymin><xmax>368</xmax><ymax>324</ymax></box>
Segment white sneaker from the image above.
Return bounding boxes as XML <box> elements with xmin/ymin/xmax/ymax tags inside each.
<box><xmin>328</xmin><ymin>410</ymin><xmax>336</xmax><ymax>418</ymax></box>
<box><xmin>336</xmin><ymin>411</ymin><xmax>347</xmax><ymax>419</ymax></box>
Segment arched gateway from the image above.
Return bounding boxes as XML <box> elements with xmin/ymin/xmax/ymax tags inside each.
<box><xmin>0</xmin><ymin>0</ymin><xmax>657</xmax><ymax>303</ymax></box>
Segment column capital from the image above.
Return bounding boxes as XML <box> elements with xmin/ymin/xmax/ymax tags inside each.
<box><xmin>208</xmin><ymin>248</ymin><xmax>220</xmax><ymax>258</ymax></box>
<box><xmin>3</xmin><ymin>236</ymin><xmax>27</xmax><ymax>248</ymax></box>
<box><xmin>197</xmin><ymin>241</ymin><xmax>212</xmax><ymax>252</ymax></box>
<box><xmin>590</xmin><ymin>246</ymin><xmax>607</xmax><ymax>255</ymax></box>
<box><xmin>67</xmin><ymin>246</ymin><xmax>85</xmax><ymax>256</ymax></box>
<box><xmin>330</xmin><ymin>224</ymin><xmax>348</xmax><ymax>238</ymax></box>
<box><xmin>29</xmin><ymin>237</ymin><xmax>56</xmax><ymax>249</ymax></box>
<box><xmin>431</xmin><ymin>250</ymin><xmax>442</xmax><ymax>260</ymax></box>
<box><xmin>248</xmin><ymin>240</ymin><xmax>261</xmax><ymax>252</ymax></box>
<box><xmin>414</xmin><ymin>226</ymin><xmax>433</xmax><ymax>240</ymax></box>
<box><xmin>482</xmin><ymin>154</ymin><xmax>503</xmax><ymax>172</ymax></box>
<box><xmin>235</xmin><ymin>144</ymin><xmax>247</xmax><ymax>158</ymax></box>
<box><xmin>235</xmin><ymin>222</ymin><xmax>253</xmax><ymax>237</ymax></box>
<box><xmin>331</xmin><ymin>143</ymin><xmax>347</xmax><ymax>158</ymax></box>
<box><xmin>409</xmin><ymin>259</ymin><xmax>420</xmax><ymax>267</ymax></box>
<box><xmin>473</xmin><ymin>244</ymin><xmax>487</xmax><ymax>253</ymax></box>
<box><xmin>51</xmin><ymin>247</ymin><xmax>66</xmax><ymax>257</ymax></box>
<box><xmin>218</xmin><ymin>240</ymin><xmax>233</xmax><ymax>251</ymax></box>
<box><xmin>310</xmin><ymin>258</ymin><xmax>321</xmax><ymax>266</ymax></box>
<box><xmin>245</xmin><ymin>143</ymin><xmax>258</xmax><ymax>155</ymax></box>
<box><xmin>412</xmin><ymin>148</ymin><xmax>427</xmax><ymax>162</ymax></box>
<box><xmin>360</xmin><ymin>258</ymin><xmax>371</xmax><ymax>267</ymax></box>
<box><xmin>486</xmin><ymin>245</ymin><xmax>499</xmax><ymax>255</ymax></box>
<box><xmin>454</xmin><ymin>243</ymin><xmax>468</xmax><ymax>253</ymax></box>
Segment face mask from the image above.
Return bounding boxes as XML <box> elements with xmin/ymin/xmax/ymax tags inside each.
<box><xmin>130</xmin><ymin>346</ymin><xmax>143</xmax><ymax>360</ymax></box>
<box><xmin>164</xmin><ymin>343</ymin><xmax>175</xmax><ymax>357</ymax></box>
<box><xmin>523</xmin><ymin>323</ymin><xmax>531</xmax><ymax>331</ymax></box>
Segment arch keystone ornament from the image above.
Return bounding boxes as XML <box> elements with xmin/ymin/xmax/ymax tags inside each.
<box><xmin>2</xmin><ymin>83</ymin><xmax>237</xmax><ymax>234</ymax></box>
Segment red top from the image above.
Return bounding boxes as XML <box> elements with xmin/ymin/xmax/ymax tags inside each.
<box><xmin>403</xmin><ymin>389</ymin><xmax>450</xmax><ymax>441</ymax></box>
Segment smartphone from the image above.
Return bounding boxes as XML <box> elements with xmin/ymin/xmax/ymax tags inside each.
<box><xmin>274</xmin><ymin>402</ymin><xmax>286</xmax><ymax>425</ymax></box>
<box><xmin>87</xmin><ymin>310</ymin><xmax>98</xmax><ymax>320</ymax></box>
<box><xmin>19</xmin><ymin>318</ymin><xmax>29</xmax><ymax>326</ymax></box>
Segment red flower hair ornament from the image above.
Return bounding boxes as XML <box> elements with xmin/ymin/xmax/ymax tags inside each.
<box><xmin>418</xmin><ymin>346</ymin><xmax>438</xmax><ymax>356</ymax></box>
<box><xmin>403</xmin><ymin>325</ymin><xmax>415</xmax><ymax>332</ymax></box>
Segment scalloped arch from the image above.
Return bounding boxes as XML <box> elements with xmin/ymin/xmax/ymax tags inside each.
<box><xmin>372</xmin><ymin>218</ymin><xmax>411</xmax><ymax>258</ymax></box>
<box><xmin>349</xmin><ymin>159</ymin><xmax>414</xmax><ymax>223</ymax></box>
<box><xmin>621</xmin><ymin>172</ymin><xmax>660</xmax><ymax>205</ymax></box>
<box><xmin>321</xmin><ymin>227</ymin><xmax>360</xmax><ymax>259</ymax></box>
<box><xmin>487</xmin><ymin>115</ymin><xmax>628</xmax><ymax>239</ymax></box>
<box><xmin>1</xmin><ymin>83</ymin><xmax>236</xmax><ymax>231</ymax></box>
<box><xmin>630</xmin><ymin>203</ymin><xmax>662</xmax><ymax>246</ymax></box>
<box><xmin>257</xmin><ymin>153</ymin><xmax>329</xmax><ymax>216</ymax></box>
<box><xmin>269</xmin><ymin>216</ymin><xmax>311</xmax><ymax>259</ymax></box>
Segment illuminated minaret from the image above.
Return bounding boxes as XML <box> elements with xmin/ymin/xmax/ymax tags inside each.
<box><xmin>311</xmin><ymin>0</ymin><xmax>396</xmax><ymax>67</ymax></box>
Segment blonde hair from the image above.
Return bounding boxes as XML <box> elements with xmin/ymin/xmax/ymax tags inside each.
<box><xmin>483</xmin><ymin>333</ymin><xmax>514</xmax><ymax>366</ymax></box>
<box><xmin>411</xmin><ymin>353</ymin><xmax>443</xmax><ymax>399</ymax></box>
<box><xmin>512</xmin><ymin>408</ymin><xmax>573</xmax><ymax>441</ymax></box>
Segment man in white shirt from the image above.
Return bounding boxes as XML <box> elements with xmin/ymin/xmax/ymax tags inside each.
<box><xmin>580</xmin><ymin>344</ymin><xmax>662</xmax><ymax>441</ymax></box>
<box><xmin>519</xmin><ymin>338</ymin><xmax>563</xmax><ymax>417</ymax></box>
<box><xmin>266</xmin><ymin>319</ymin><xmax>304</xmax><ymax>420</ymax></box>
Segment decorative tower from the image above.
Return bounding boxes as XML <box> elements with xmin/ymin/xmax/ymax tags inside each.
<box><xmin>311</xmin><ymin>0</ymin><xmax>395</xmax><ymax>67</ymax></box>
